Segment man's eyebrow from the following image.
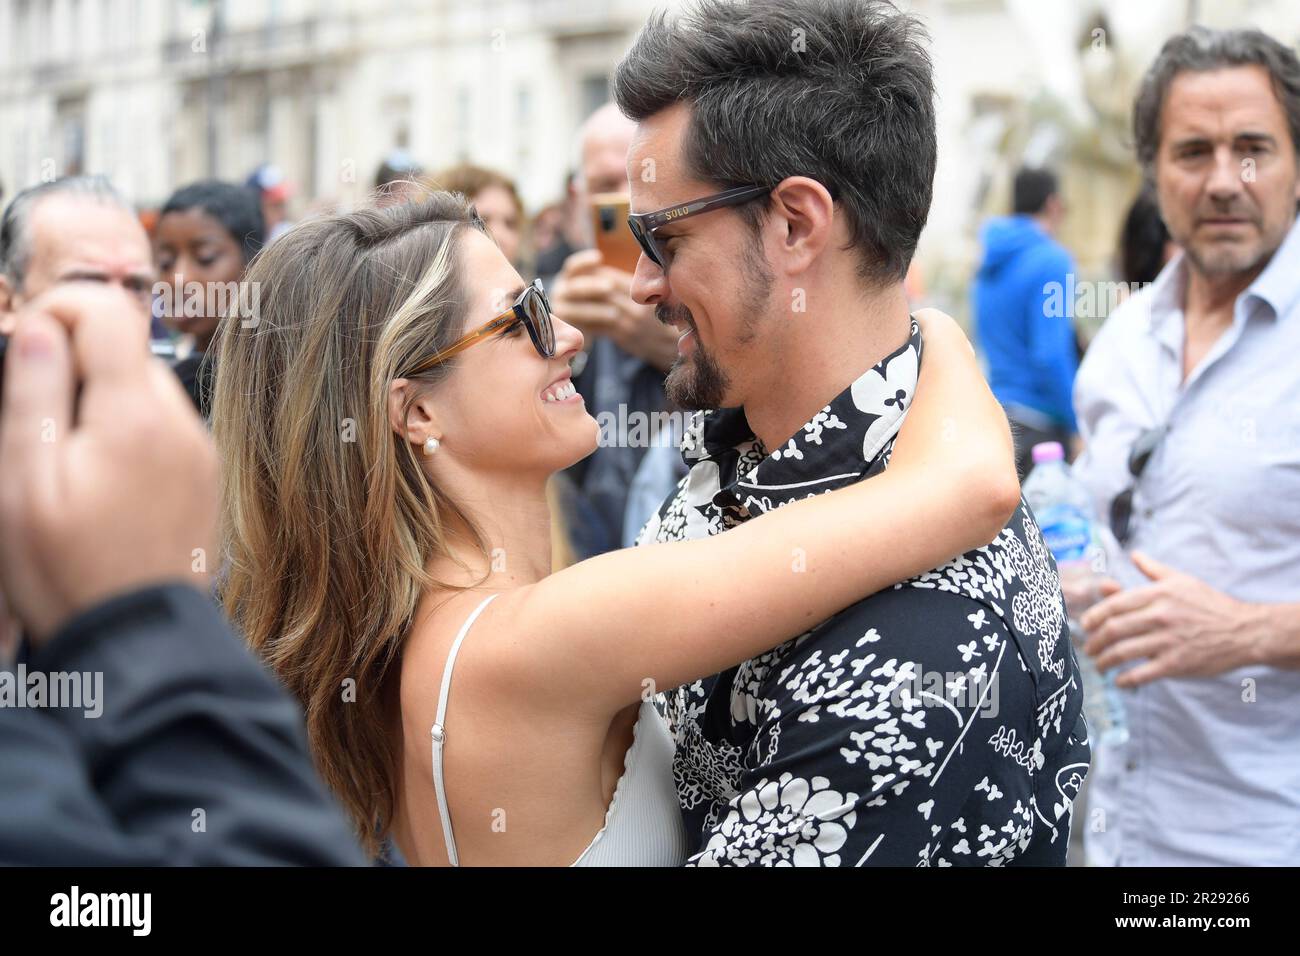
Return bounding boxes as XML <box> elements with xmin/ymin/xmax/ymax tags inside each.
<box><xmin>1170</xmin><ymin>131</ymin><xmax>1278</xmax><ymax>149</ymax></box>
<box><xmin>58</xmin><ymin>267</ymin><xmax>155</xmax><ymax>288</ymax></box>
<box><xmin>58</xmin><ymin>268</ymin><xmax>109</xmax><ymax>281</ymax></box>
<box><xmin>1170</xmin><ymin>134</ymin><xmax>1212</xmax><ymax>150</ymax></box>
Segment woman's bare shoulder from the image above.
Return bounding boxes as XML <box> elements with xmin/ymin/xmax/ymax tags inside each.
<box><xmin>399</xmin><ymin>586</ymin><xmax>605</xmax><ymax>732</ymax></box>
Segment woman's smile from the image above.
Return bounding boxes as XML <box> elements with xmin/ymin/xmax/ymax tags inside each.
<box><xmin>541</xmin><ymin>375</ymin><xmax>584</xmax><ymax>405</ymax></box>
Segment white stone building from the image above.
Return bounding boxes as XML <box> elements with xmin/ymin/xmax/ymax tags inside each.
<box><xmin>1</xmin><ymin>0</ymin><xmax>1295</xmax><ymax>305</ymax></box>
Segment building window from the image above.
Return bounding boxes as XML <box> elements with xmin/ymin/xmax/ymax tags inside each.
<box><xmin>581</xmin><ymin>74</ymin><xmax>610</xmax><ymax>119</ymax></box>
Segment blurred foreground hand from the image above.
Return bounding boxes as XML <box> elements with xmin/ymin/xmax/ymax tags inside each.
<box><xmin>0</xmin><ymin>283</ymin><xmax>218</xmax><ymax>645</ymax></box>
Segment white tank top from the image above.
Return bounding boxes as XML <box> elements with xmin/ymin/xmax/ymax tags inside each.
<box><xmin>429</xmin><ymin>594</ymin><xmax>689</xmax><ymax>866</ymax></box>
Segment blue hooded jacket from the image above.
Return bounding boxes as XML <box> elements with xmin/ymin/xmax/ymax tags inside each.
<box><xmin>972</xmin><ymin>215</ymin><xmax>1079</xmax><ymax>432</ymax></box>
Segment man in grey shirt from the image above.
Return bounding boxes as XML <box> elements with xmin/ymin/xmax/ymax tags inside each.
<box><xmin>1073</xmin><ymin>26</ymin><xmax>1300</xmax><ymax>865</ymax></box>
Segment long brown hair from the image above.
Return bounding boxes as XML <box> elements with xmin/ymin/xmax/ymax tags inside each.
<box><xmin>211</xmin><ymin>194</ymin><xmax>491</xmax><ymax>855</ymax></box>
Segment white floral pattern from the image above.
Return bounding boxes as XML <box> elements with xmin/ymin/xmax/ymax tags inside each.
<box><xmin>642</xmin><ymin>320</ymin><xmax>1091</xmax><ymax>866</ymax></box>
<box><xmin>694</xmin><ymin>773</ymin><xmax>858</xmax><ymax>866</ymax></box>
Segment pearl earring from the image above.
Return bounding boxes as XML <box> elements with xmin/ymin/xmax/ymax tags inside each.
<box><xmin>424</xmin><ymin>437</ymin><xmax>441</xmax><ymax>455</ymax></box>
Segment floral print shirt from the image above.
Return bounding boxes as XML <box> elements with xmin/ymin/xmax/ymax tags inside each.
<box><xmin>637</xmin><ymin>320</ymin><xmax>1091</xmax><ymax>866</ymax></box>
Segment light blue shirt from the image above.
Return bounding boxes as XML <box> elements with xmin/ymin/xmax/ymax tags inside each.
<box><xmin>1072</xmin><ymin>217</ymin><xmax>1300</xmax><ymax>866</ymax></box>
<box><xmin>621</xmin><ymin>418</ymin><xmax>685</xmax><ymax>549</ymax></box>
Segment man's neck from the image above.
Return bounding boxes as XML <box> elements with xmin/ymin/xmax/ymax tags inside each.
<box><xmin>1184</xmin><ymin>263</ymin><xmax>1260</xmax><ymax>327</ymax></box>
<box><xmin>1180</xmin><ymin>260</ymin><xmax>1266</xmax><ymax>381</ymax></box>
<box><xmin>743</xmin><ymin>281</ymin><xmax>912</xmax><ymax>453</ymax></box>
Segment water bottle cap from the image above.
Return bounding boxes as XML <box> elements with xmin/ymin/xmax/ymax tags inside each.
<box><xmin>1031</xmin><ymin>441</ymin><xmax>1065</xmax><ymax>464</ymax></box>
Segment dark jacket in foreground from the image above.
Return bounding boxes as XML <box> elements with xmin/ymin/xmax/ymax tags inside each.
<box><xmin>0</xmin><ymin>583</ymin><xmax>364</xmax><ymax>865</ymax></box>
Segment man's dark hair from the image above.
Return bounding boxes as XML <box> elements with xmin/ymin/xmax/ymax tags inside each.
<box><xmin>1133</xmin><ymin>26</ymin><xmax>1300</xmax><ymax>173</ymax></box>
<box><xmin>161</xmin><ymin>179</ymin><xmax>266</xmax><ymax>266</ymax></box>
<box><xmin>613</xmin><ymin>0</ymin><xmax>936</xmax><ymax>285</ymax></box>
<box><xmin>1012</xmin><ymin>167</ymin><xmax>1058</xmax><ymax>216</ymax></box>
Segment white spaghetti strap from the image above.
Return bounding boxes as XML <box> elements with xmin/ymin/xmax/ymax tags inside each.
<box><xmin>430</xmin><ymin>592</ymin><xmax>499</xmax><ymax>868</ymax></box>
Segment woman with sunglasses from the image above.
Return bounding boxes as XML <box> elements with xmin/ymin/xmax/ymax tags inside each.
<box><xmin>211</xmin><ymin>194</ymin><xmax>1019</xmax><ymax>865</ymax></box>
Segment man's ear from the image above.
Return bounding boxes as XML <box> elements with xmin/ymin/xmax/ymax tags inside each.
<box><xmin>0</xmin><ymin>273</ymin><xmax>15</xmax><ymax>336</ymax></box>
<box><xmin>767</xmin><ymin>176</ymin><xmax>836</xmax><ymax>275</ymax></box>
<box><xmin>387</xmin><ymin>378</ymin><xmax>443</xmax><ymax>450</ymax></box>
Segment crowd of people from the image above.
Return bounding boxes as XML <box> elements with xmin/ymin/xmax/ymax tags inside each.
<box><xmin>0</xmin><ymin>0</ymin><xmax>1296</xmax><ymax>868</ymax></box>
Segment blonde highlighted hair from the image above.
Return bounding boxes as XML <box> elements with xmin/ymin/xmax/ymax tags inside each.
<box><xmin>210</xmin><ymin>195</ymin><xmax>491</xmax><ymax>855</ymax></box>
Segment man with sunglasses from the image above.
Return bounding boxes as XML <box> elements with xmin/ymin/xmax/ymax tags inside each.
<box><xmin>1071</xmin><ymin>27</ymin><xmax>1300</xmax><ymax>866</ymax></box>
<box><xmin>618</xmin><ymin>0</ymin><xmax>1090</xmax><ymax>866</ymax></box>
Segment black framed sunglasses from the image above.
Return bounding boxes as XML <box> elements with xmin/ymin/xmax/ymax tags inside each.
<box><xmin>1109</xmin><ymin>425</ymin><xmax>1167</xmax><ymax>546</ymax></box>
<box><xmin>626</xmin><ymin>184</ymin><xmax>772</xmax><ymax>271</ymax></box>
<box><xmin>407</xmin><ymin>278</ymin><xmax>555</xmax><ymax>375</ymax></box>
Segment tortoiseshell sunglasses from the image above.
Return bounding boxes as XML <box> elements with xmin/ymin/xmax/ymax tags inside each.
<box><xmin>626</xmin><ymin>184</ymin><xmax>771</xmax><ymax>271</ymax></box>
<box><xmin>407</xmin><ymin>278</ymin><xmax>556</xmax><ymax>374</ymax></box>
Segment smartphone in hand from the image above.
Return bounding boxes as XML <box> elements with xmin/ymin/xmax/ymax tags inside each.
<box><xmin>589</xmin><ymin>193</ymin><xmax>642</xmax><ymax>275</ymax></box>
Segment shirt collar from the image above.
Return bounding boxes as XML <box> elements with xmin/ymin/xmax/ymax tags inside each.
<box><xmin>1146</xmin><ymin>214</ymin><xmax>1300</xmax><ymax>341</ymax></box>
<box><xmin>1242</xmin><ymin>215</ymin><xmax>1300</xmax><ymax>322</ymax></box>
<box><xmin>680</xmin><ymin>319</ymin><xmax>923</xmax><ymax>515</ymax></box>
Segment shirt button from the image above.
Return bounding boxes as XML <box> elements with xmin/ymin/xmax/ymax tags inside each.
<box><xmin>1125</xmin><ymin>759</ymin><xmax>1137</xmax><ymax>772</ymax></box>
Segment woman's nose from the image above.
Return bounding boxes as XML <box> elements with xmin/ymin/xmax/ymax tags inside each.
<box><xmin>553</xmin><ymin>316</ymin><xmax>585</xmax><ymax>358</ymax></box>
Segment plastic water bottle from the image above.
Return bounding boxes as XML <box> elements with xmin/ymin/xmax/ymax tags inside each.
<box><xmin>1022</xmin><ymin>441</ymin><xmax>1130</xmax><ymax>747</ymax></box>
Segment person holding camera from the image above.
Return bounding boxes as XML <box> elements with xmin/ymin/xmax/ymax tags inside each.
<box><xmin>0</xmin><ymin>281</ymin><xmax>364</xmax><ymax>865</ymax></box>
<box><xmin>546</xmin><ymin>104</ymin><xmax>686</xmax><ymax>558</ymax></box>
